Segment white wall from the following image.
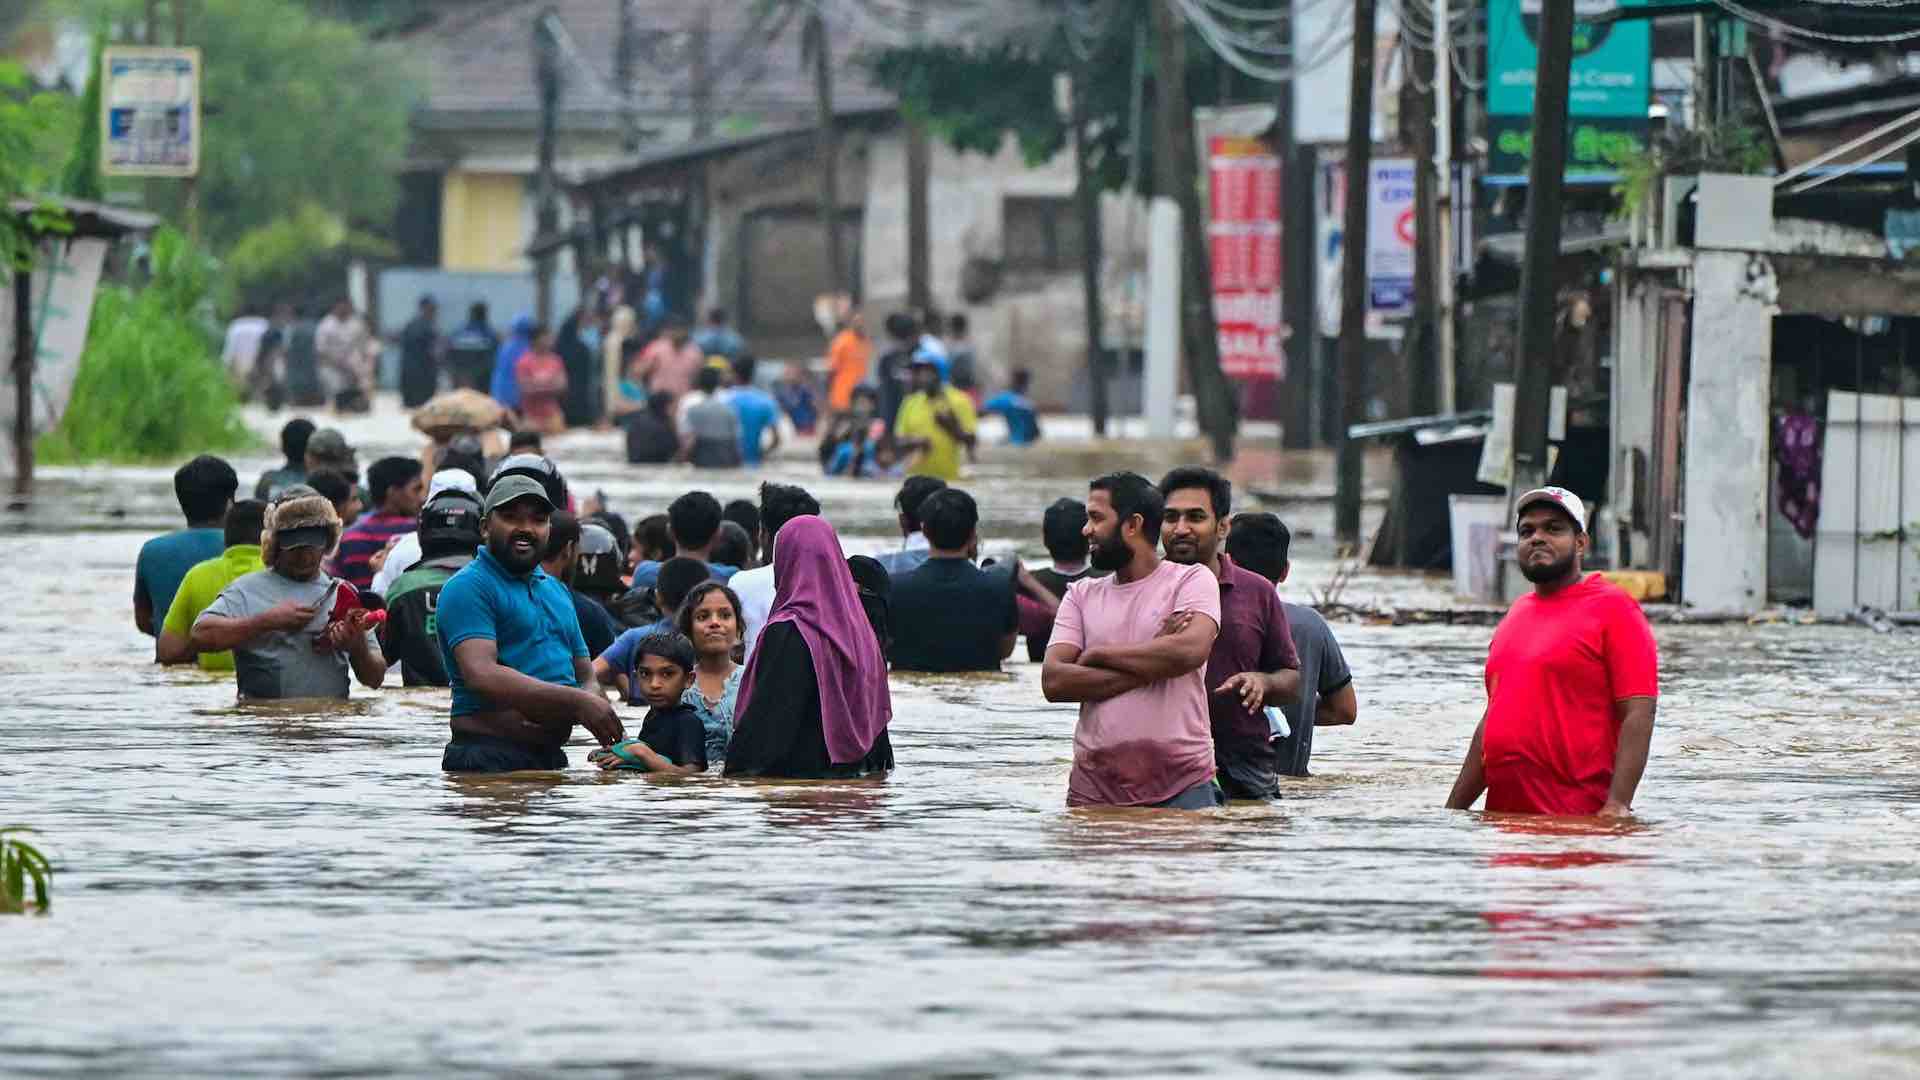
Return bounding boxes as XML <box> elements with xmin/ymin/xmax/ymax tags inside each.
<box><xmin>1681</xmin><ymin>250</ymin><xmax>1773</xmax><ymax>610</ymax></box>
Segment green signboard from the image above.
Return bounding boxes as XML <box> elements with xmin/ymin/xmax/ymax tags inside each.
<box><xmin>1487</xmin><ymin>0</ymin><xmax>1651</xmax><ymax>179</ymax></box>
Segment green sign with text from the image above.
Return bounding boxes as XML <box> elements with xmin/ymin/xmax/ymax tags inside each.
<box><xmin>1487</xmin><ymin>0</ymin><xmax>1650</xmax><ymax>178</ymax></box>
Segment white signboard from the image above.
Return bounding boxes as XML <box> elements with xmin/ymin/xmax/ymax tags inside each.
<box><xmin>1366</xmin><ymin>157</ymin><xmax>1416</xmax><ymax>317</ymax></box>
<box><xmin>102</xmin><ymin>47</ymin><xmax>200</xmax><ymax>177</ymax></box>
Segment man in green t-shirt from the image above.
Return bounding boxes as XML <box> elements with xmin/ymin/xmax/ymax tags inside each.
<box><xmin>156</xmin><ymin>499</ymin><xmax>269</xmax><ymax>671</ymax></box>
<box><xmin>380</xmin><ymin>487</ymin><xmax>484</xmax><ymax>686</ymax></box>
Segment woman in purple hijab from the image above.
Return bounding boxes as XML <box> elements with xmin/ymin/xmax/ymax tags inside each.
<box><xmin>724</xmin><ymin>516</ymin><xmax>894</xmax><ymax>777</ymax></box>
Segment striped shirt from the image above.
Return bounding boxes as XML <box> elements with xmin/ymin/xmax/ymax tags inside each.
<box><xmin>328</xmin><ymin>512</ymin><xmax>416</xmax><ymax>593</ymax></box>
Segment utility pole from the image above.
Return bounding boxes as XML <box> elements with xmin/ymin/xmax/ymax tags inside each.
<box><xmin>1406</xmin><ymin>16</ymin><xmax>1437</xmax><ymax>418</ymax></box>
<box><xmin>1509</xmin><ymin>0</ymin><xmax>1576</xmax><ymax>504</ymax></box>
<box><xmin>616</xmin><ymin>0</ymin><xmax>639</xmax><ymax>154</ymax></box>
<box><xmin>174</xmin><ymin>0</ymin><xmax>199</xmax><ymax>241</ymax></box>
<box><xmin>906</xmin><ymin>0</ymin><xmax>932</xmax><ymax>314</ymax></box>
<box><xmin>1152</xmin><ymin>0</ymin><xmax>1236</xmax><ymax>462</ymax></box>
<box><xmin>1433</xmin><ymin>0</ymin><xmax>1457</xmax><ymax>414</ymax></box>
<box><xmin>1069</xmin><ymin>45</ymin><xmax>1109</xmax><ymax>437</ymax></box>
<box><xmin>690</xmin><ymin>8</ymin><xmax>713</xmax><ymax>140</ymax></box>
<box><xmin>1275</xmin><ymin>0</ymin><xmax>1313</xmax><ymax>449</ymax></box>
<box><xmin>806</xmin><ymin>12</ymin><xmax>848</xmax><ymax>294</ymax></box>
<box><xmin>1334</xmin><ymin>0</ymin><xmax>1376</xmax><ymax>546</ymax></box>
<box><xmin>533</xmin><ymin>12</ymin><xmax>561</xmax><ymax>326</ymax></box>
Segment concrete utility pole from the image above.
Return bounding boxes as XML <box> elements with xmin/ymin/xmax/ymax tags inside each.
<box><xmin>615</xmin><ymin>0</ymin><xmax>639</xmax><ymax>154</ymax></box>
<box><xmin>806</xmin><ymin>12</ymin><xmax>848</xmax><ymax>294</ymax></box>
<box><xmin>1069</xmin><ymin>47</ymin><xmax>1109</xmax><ymax>437</ymax></box>
<box><xmin>1433</xmin><ymin>0</ymin><xmax>1457</xmax><ymax>414</ymax></box>
<box><xmin>1406</xmin><ymin>15</ymin><xmax>1437</xmax><ymax>418</ymax></box>
<box><xmin>691</xmin><ymin>8</ymin><xmax>713</xmax><ymax>140</ymax></box>
<box><xmin>1275</xmin><ymin>0</ymin><xmax>1314</xmax><ymax>449</ymax></box>
<box><xmin>1334</xmin><ymin>0</ymin><xmax>1376</xmax><ymax>546</ymax></box>
<box><xmin>906</xmin><ymin>0</ymin><xmax>932</xmax><ymax>313</ymax></box>
<box><xmin>1509</xmin><ymin>0</ymin><xmax>1576</xmax><ymax>504</ymax></box>
<box><xmin>533</xmin><ymin>12</ymin><xmax>561</xmax><ymax>326</ymax></box>
<box><xmin>174</xmin><ymin>0</ymin><xmax>199</xmax><ymax>241</ymax></box>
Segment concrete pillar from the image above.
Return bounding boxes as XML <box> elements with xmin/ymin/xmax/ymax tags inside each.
<box><xmin>1681</xmin><ymin>249</ymin><xmax>1772</xmax><ymax>611</ymax></box>
<box><xmin>1145</xmin><ymin>197</ymin><xmax>1181</xmax><ymax>439</ymax></box>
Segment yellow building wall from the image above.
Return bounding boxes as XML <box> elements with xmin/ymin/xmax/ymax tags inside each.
<box><xmin>440</xmin><ymin>171</ymin><xmax>526</xmax><ymax>270</ymax></box>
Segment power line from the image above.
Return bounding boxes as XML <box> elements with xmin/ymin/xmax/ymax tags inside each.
<box><xmin>1712</xmin><ymin>0</ymin><xmax>1920</xmax><ymax>42</ymax></box>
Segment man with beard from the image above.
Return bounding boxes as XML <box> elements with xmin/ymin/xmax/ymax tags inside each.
<box><xmin>1445</xmin><ymin>488</ymin><xmax>1659</xmax><ymax>817</ymax></box>
<box><xmin>1158</xmin><ymin>467</ymin><xmax>1302</xmax><ymax>800</ymax></box>
<box><xmin>1041</xmin><ymin>471</ymin><xmax>1223</xmax><ymax>809</ymax></box>
<box><xmin>435</xmin><ymin>475</ymin><xmax>623</xmax><ymax>772</ymax></box>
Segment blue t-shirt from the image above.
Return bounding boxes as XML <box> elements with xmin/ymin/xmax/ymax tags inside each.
<box><xmin>136</xmin><ymin>528</ymin><xmax>226</xmax><ymax>626</ymax></box>
<box><xmin>627</xmin><ymin>560</ymin><xmax>739</xmax><ymax>591</ymax></box>
<box><xmin>730</xmin><ymin>386</ymin><xmax>781</xmax><ymax>465</ymax></box>
<box><xmin>435</xmin><ymin>546</ymin><xmax>588</xmax><ymax>717</ymax></box>
<box><xmin>981</xmin><ymin>390</ymin><xmax>1040</xmax><ymax>446</ymax></box>
<box><xmin>597</xmin><ymin>620</ymin><xmax>677</xmax><ymax>703</ymax></box>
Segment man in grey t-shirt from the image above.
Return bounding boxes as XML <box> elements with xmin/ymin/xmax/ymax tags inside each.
<box><xmin>193</xmin><ymin>486</ymin><xmax>388</xmax><ymax>700</ymax></box>
<box><xmin>1225</xmin><ymin>513</ymin><xmax>1358</xmax><ymax>776</ymax></box>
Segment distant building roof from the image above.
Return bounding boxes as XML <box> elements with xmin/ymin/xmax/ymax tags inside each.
<box><xmin>395</xmin><ymin>0</ymin><xmax>897</xmax><ymax>133</ymax></box>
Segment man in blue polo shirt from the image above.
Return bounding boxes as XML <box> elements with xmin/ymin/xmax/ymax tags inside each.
<box><xmin>435</xmin><ymin>474</ymin><xmax>623</xmax><ymax>772</ymax></box>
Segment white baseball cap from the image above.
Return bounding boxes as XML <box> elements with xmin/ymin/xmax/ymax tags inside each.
<box><xmin>1515</xmin><ymin>486</ymin><xmax>1587</xmax><ymax>531</ymax></box>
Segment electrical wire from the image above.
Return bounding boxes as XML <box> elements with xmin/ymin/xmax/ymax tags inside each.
<box><xmin>1712</xmin><ymin>0</ymin><xmax>1920</xmax><ymax>43</ymax></box>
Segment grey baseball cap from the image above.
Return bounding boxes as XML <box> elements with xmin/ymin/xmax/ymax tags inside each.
<box><xmin>306</xmin><ymin>428</ymin><xmax>356</xmax><ymax>467</ymax></box>
<box><xmin>482</xmin><ymin>474</ymin><xmax>555</xmax><ymax>515</ymax></box>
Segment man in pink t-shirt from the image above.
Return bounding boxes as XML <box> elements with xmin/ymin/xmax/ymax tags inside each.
<box><xmin>1043</xmin><ymin>471</ymin><xmax>1223</xmax><ymax>808</ymax></box>
<box><xmin>636</xmin><ymin>318</ymin><xmax>706</xmax><ymax>400</ymax></box>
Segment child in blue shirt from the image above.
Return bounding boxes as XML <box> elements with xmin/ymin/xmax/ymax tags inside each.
<box><xmin>980</xmin><ymin>369</ymin><xmax>1040</xmax><ymax>446</ymax></box>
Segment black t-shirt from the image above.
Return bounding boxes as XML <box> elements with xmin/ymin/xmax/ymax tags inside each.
<box><xmin>1025</xmin><ymin>566</ymin><xmax>1097</xmax><ymax>661</ymax></box>
<box><xmin>569</xmin><ymin>587</ymin><xmax>619</xmax><ymax>660</ymax></box>
<box><xmin>624</xmin><ymin>412</ymin><xmax>678</xmax><ymax>464</ymax></box>
<box><xmin>637</xmin><ymin>703</ymin><xmax>709</xmax><ymax>770</ymax></box>
<box><xmin>888</xmin><ymin>557</ymin><xmax>1017</xmax><ymax>672</ymax></box>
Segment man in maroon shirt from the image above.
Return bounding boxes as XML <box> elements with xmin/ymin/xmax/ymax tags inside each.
<box><xmin>1158</xmin><ymin>467</ymin><xmax>1302</xmax><ymax>800</ymax></box>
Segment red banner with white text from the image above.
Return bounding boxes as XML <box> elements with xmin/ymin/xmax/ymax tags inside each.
<box><xmin>1207</xmin><ymin>135</ymin><xmax>1284</xmax><ymax>382</ymax></box>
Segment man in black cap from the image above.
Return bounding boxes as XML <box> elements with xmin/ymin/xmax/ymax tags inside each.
<box><xmin>434</xmin><ymin>474</ymin><xmax>623</xmax><ymax>771</ymax></box>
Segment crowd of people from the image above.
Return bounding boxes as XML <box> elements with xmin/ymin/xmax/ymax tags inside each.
<box><xmin>132</xmin><ymin>414</ymin><xmax>1661</xmax><ymax>815</ymax></box>
<box><xmin>226</xmin><ymin>280</ymin><xmax>1039</xmax><ymax>486</ymax></box>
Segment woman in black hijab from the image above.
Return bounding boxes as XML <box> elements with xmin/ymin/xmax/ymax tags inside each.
<box><xmin>557</xmin><ymin>307</ymin><xmax>598</xmax><ymax>428</ymax></box>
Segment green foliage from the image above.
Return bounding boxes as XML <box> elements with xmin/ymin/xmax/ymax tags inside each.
<box><xmin>1614</xmin><ymin>121</ymin><xmax>1774</xmax><ymax>220</ymax></box>
<box><xmin>0</xmin><ymin>60</ymin><xmax>74</xmax><ymax>269</ymax></box>
<box><xmin>0</xmin><ymin>827</ymin><xmax>52</xmax><ymax>914</ymax></box>
<box><xmin>62</xmin><ymin>0</ymin><xmax>417</xmax><ymax>248</ymax></box>
<box><xmin>59</xmin><ymin>27</ymin><xmax>104</xmax><ymax>200</ymax></box>
<box><xmin>218</xmin><ymin>202</ymin><xmax>395</xmax><ymax>315</ymax></box>
<box><xmin>39</xmin><ymin>227</ymin><xmax>255</xmax><ymax>464</ymax></box>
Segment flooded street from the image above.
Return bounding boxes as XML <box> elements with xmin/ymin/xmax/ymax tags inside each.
<box><xmin>6</xmin><ymin>413</ymin><xmax>1920</xmax><ymax>1077</ymax></box>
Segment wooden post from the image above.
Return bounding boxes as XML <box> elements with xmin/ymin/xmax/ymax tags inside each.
<box><xmin>1275</xmin><ymin>0</ymin><xmax>1314</xmax><ymax>449</ymax></box>
<box><xmin>1334</xmin><ymin>0</ymin><xmax>1377</xmax><ymax>545</ymax></box>
<box><xmin>533</xmin><ymin>13</ymin><xmax>560</xmax><ymax>326</ymax></box>
<box><xmin>14</xmin><ymin>268</ymin><xmax>33</xmax><ymax>496</ymax></box>
<box><xmin>807</xmin><ymin>13</ymin><xmax>848</xmax><ymax>294</ymax></box>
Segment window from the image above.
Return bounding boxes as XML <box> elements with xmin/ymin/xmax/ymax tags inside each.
<box><xmin>1003</xmin><ymin>196</ymin><xmax>1082</xmax><ymax>272</ymax></box>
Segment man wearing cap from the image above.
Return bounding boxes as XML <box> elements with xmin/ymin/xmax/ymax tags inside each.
<box><xmin>303</xmin><ymin>428</ymin><xmax>367</xmax><ymax>515</ymax></box>
<box><xmin>1445</xmin><ymin>487</ymin><xmax>1659</xmax><ymax>817</ymax></box>
<box><xmin>892</xmin><ymin>351</ymin><xmax>977</xmax><ymax>482</ymax></box>
<box><xmin>434</xmin><ymin>475</ymin><xmax>623</xmax><ymax>772</ymax></box>
<box><xmin>190</xmin><ymin>486</ymin><xmax>389</xmax><ymax>700</ymax></box>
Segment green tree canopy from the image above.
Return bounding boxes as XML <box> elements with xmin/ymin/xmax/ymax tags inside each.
<box><xmin>61</xmin><ymin>0</ymin><xmax>416</xmax><ymax>248</ymax></box>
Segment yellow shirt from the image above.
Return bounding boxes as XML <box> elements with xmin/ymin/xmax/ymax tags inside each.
<box><xmin>162</xmin><ymin>544</ymin><xmax>265</xmax><ymax>671</ymax></box>
<box><xmin>894</xmin><ymin>386</ymin><xmax>978</xmax><ymax>482</ymax></box>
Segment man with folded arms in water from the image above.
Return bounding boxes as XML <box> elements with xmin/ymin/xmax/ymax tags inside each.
<box><xmin>1042</xmin><ymin>471</ymin><xmax>1224</xmax><ymax>809</ymax></box>
<box><xmin>435</xmin><ymin>474</ymin><xmax>624</xmax><ymax>772</ymax></box>
<box><xmin>1445</xmin><ymin>487</ymin><xmax>1659</xmax><ymax>817</ymax></box>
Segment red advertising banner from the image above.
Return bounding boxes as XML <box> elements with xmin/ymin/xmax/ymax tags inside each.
<box><xmin>1207</xmin><ymin>135</ymin><xmax>1283</xmax><ymax>381</ymax></box>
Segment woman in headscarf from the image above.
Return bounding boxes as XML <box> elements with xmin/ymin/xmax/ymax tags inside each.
<box><xmin>557</xmin><ymin>307</ymin><xmax>597</xmax><ymax>428</ymax></box>
<box><xmin>601</xmin><ymin>305</ymin><xmax>638</xmax><ymax>426</ymax></box>
<box><xmin>489</xmin><ymin>315</ymin><xmax>536</xmax><ymax>411</ymax></box>
<box><xmin>724</xmin><ymin>516</ymin><xmax>894</xmax><ymax>778</ymax></box>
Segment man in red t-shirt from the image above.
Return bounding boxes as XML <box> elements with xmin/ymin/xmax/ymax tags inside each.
<box><xmin>1444</xmin><ymin>487</ymin><xmax>1659</xmax><ymax>817</ymax></box>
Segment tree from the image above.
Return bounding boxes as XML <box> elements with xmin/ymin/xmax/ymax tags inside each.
<box><xmin>61</xmin><ymin>0</ymin><xmax>416</xmax><ymax>249</ymax></box>
<box><xmin>0</xmin><ymin>61</ymin><xmax>72</xmax><ymax>271</ymax></box>
<box><xmin>865</xmin><ymin>0</ymin><xmax>1241</xmax><ymax>456</ymax></box>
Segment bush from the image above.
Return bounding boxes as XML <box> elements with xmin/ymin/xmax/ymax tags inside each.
<box><xmin>218</xmin><ymin>203</ymin><xmax>395</xmax><ymax>316</ymax></box>
<box><xmin>39</xmin><ymin>228</ymin><xmax>256</xmax><ymax>464</ymax></box>
<box><xmin>0</xmin><ymin>827</ymin><xmax>51</xmax><ymax>914</ymax></box>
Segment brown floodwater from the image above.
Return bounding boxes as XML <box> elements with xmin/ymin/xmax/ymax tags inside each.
<box><xmin>5</xmin><ymin>415</ymin><xmax>1920</xmax><ymax>1076</ymax></box>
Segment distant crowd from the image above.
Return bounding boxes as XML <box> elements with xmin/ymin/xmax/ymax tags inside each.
<box><xmin>222</xmin><ymin>273</ymin><xmax>1039</xmax><ymax>485</ymax></box>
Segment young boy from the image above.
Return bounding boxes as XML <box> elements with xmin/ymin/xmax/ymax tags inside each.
<box><xmin>589</xmin><ymin>631</ymin><xmax>709</xmax><ymax>774</ymax></box>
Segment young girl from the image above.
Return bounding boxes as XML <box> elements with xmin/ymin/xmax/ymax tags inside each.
<box><xmin>676</xmin><ymin>581</ymin><xmax>744</xmax><ymax>766</ymax></box>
